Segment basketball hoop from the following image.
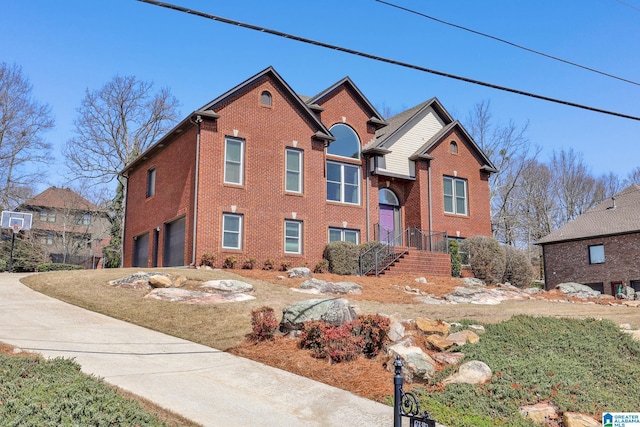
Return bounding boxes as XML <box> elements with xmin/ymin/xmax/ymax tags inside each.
<box><xmin>11</xmin><ymin>224</ymin><xmax>21</xmax><ymax>234</ymax></box>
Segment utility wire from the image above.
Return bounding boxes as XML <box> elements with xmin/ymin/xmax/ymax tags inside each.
<box><xmin>613</xmin><ymin>0</ymin><xmax>640</xmax><ymax>13</ymax></box>
<box><xmin>137</xmin><ymin>0</ymin><xmax>640</xmax><ymax>122</ymax></box>
<box><xmin>376</xmin><ymin>0</ymin><xmax>640</xmax><ymax>87</ymax></box>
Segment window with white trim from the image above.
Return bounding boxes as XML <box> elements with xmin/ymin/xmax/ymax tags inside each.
<box><xmin>224</xmin><ymin>137</ymin><xmax>244</xmax><ymax>185</ymax></box>
<box><xmin>327</xmin><ymin>161</ymin><xmax>360</xmax><ymax>204</ymax></box>
<box><xmin>588</xmin><ymin>244</ymin><xmax>605</xmax><ymax>264</ymax></box>
<box><xmin>284</xmin><ymin>220</ymin><xmax>302</xmax><ymax>254</ymax></box>
<box><xmin>328</xmin><ymin>227</ymin><xmax>359</xmax><ymax>244</ymax></box>
<box><xmin>222</xmin><ymin>213</ymin><xmax>242</xmax><ymax>250</ymax></box>
<box><xmin>285</xmin><ymin>149</ymin><xmax>302</xmax><ymax>193</ymax></box>
<box><xmin>443</xmin><ymin>176</ymin><xmax>468</xmax><ymax>215</ymax></box>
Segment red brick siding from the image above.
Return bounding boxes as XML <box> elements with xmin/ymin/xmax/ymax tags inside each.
<box><xmin>542</xmin><ymin>233</ymin><xmax>640</xmax><ymax>294</ymax></box>
<box><xmin>428</xmin><ymin>128</ymin><xmax>492</xmax><ymax>239</ymax></box>
<box><xmin>124</xmin><ymin>128</ymin><xmax>197</xmax><ymax>267</ymax></box>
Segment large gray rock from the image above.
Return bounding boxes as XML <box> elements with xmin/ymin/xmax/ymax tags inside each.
<box><xmin>280</xmin><ymin>298</ymin><xmax>357</xmax><ymax>332</ymax></box>
<box><xmin>298</xmin><ymin>279</ymin><xmax>362</xmax><ymax>295</ymax></box>
<box><xmin>201</xmin><ymin>279</ymin><xmax>253</xmax><ymax>293</ymax></box>
<box><xmin>556</xmin><ymin>282</ymin><xmax>601</xmax><ymax>299</ymax></box>
<box><xmin>387</xmin><ymin>345</ymin><xmax>436</xmax><ymax>382</ymax></box>
<box><xmin>288</xmin><ymin>267</ymin><xmax>312</xmax><ymax>278</ymax></box>
<box><xmin>443</xmin><ymin>360</ymin><xmax>492</xmax><ymax>385</ymax></box>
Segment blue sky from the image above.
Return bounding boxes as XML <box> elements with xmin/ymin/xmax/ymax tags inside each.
<box><xmin>3</xmin><ymin>0</ymin><xmax>639</xmax><ymax>194</ymax></box>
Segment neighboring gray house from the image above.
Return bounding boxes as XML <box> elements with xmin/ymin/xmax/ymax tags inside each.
<box><xmin>537</xmin><ymin>184</ymin><xmax>640</xmax><ymax>294</ymax></box>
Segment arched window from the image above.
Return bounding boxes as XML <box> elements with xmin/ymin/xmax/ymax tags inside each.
<box><xmin>379</xmin><ymin>188</ymin><xmax>399</xmax><ymax>206</ymax></box>
<box><xmin>260</xmin><ymin>91</ymin><xmax>272</xmax><ymax>107</ymax></box>
<box><xmin>327</xmin><ymin>123</ymin><xmax>360</xmax><ymax>159</ymax></box>
<box><xmin>449</xmin><ymin>141</ymin><xmax>458</xmax><ymax>154</ymax></box>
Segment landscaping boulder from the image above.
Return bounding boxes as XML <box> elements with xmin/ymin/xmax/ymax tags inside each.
<box><xmin>443</xmin><ymin>360</ymin><xmax>492</xmax><ymax>385</ymax></box>
<box><xmin>387</xmin><ymin>344</ymin><xmax>436</xmax><ymax>382</ymax></box>
<box><xmin>416</xmin><ymin>318</ymin><xmax>450</xmax><ymax>336</ymax></box>
<box><xmin>426</xmin><ymin>334</ymin><xmax>454</xmax><ymax>351</ymax></box>
<box><xmin>556</xmin><ymin>282</ymin><xmax>601</xmax><ymax>299</ymax></box>
<box><xmin>432</xmin><ymin>352</ymin><xmax>465</xmax><ymax>365</ymax></box>
<box><xmin>288</xmin><ymin>267</ymin><xmax>312</xmax><ymax>278</ymax></box>
<box><xmin>447</xmin><ymin>330</ymin><xmax>480</xmax><ymax>346</ymax></box>
<box><xmin>280</xmin><ymin>298</ymin><xmax>357</xmax><ymax>332</ymax></box>
<box><xmin>298</xmin><ymin>279</ymin><xmax>362</xmax><ymax>295</ymax></box>
<box><xmin>148</xmin><ymin>274</ymin><xmax>173</xmax><ymax>288</ymax></box>
<box><xmin>201</xmin><ymin>279</ymin><xmax>253</xmax><ymax>293</ymax></box>
<box><xmin>563</xmin><ymin>412</ymin><xmax>601</xmax><ymax>427</ymax></box>
<box><xmin>519</xmin><ymin>402</ymin><xmax>560</xmax><ymax>425</ymax></box>
<box><xmin>108</xmin><ymin>272</ymin><xmax>153</xmax><ymax>289</ymax></box>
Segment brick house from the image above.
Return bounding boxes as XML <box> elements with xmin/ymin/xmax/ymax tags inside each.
<box><xmin>19</xmin><ymin>187</ymin><xmax>111</xmax><ymax>268</ymax></box>
<box><xmin>122</xmin><ymin>66</ymin><xmax>495</xmax><ymax>274</ymax></box>
<box><xmin>537</xmin><ymin>184</ymin><xmax>640</xmax><ymax>294</ymax></box>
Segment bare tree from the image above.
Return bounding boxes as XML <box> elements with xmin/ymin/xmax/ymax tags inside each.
<box><xmin>627</xmin><ymin>166</ymin><xmax>640</xmax><ymax>185</ymax></box>
<box><xmin>0</xmin><ymin>63</ymin><xmax>54</xmax><ymax>211</ymax></box>
<box><xmin>465</xmin><ymin>100</ymin><xmax>539</xmax><ymax>243</ymax></box>
<box><xmin>64</xmin><ymin>75</ymin><xmax>180</xmax><ymax>185</ymax></box>
<box><xmin>64</xmin><ymin>76</ymin><xmax>180</xmax><ymax>267</ymax></box>
<box><xmin>550</xmin><ymin>148</ymin><xmax>602</xmax><ymax>225</ymax></box>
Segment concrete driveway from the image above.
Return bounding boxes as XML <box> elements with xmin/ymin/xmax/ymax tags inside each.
<box><xmin>0</xmin><ymin>273</ymin><xmax>397</xmax><ymax>426</ymax></box>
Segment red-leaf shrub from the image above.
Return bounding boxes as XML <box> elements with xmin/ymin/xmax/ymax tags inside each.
<box><xmin>354</xmin><ymin>314</ymin><xmax>390</xmax><ymax>358</ymax></box>
<box><xmin>250</xmin><ymin>307</ymin><xmax>279</xmax><ymax>341</ymax></box>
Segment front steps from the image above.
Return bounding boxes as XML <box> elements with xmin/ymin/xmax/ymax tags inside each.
<box><xmin>380</xmin><ymin>250</ymin><xmax>451</xmax><ymax>277</ymax></box>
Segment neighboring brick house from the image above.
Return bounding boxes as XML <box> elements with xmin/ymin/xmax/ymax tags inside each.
<box><xmin>19</xmin><ymin>187</ymin><xmax>111</xmax><ymax>268</ymax></box>
<box><xmin>537</xmin><ymin>184</ymin><xmax>640</xmax><ymax>294</ymax></box>
<box><xmin>122</xmin><ymin>66</ymin><xmax>495</xmax><ymax>274</ymax></box>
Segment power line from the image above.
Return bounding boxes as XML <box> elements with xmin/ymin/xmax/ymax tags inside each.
<box><xmin>137</xmin><ymin>0</ymin><xmax>640</xmax><ymax>122</ymax></box>
<box><xmin>613</xmin><ymin>0</ymin><xmax>640</xmax><ymax>12</ymax></box>
<box><xmin>376</xmin><ymin>0</ymin><xmax>640</xmax><ymax>87</ymax></box>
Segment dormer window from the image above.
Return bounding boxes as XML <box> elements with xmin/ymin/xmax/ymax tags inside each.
<box><xmin>260</xmin><ymin>91</ymin><xmax>272</xmax><ymax>107</ymax></box>
<box><xmin>450</xmin><ymin>141</ymin><xmax>458</xmax><ymax>154</ymax></box>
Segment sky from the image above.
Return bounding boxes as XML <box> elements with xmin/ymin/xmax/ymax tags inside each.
<box><xmin>3</xmin><ymin>0</ymin><xmax>640</xmax><ymax>196</ymax></box>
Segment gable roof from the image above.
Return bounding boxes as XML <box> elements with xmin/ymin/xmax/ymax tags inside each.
<box><xmin>22</xmin><ymin>187</ymin><xmax>100</xmax><ymax>211</ymax></box>
<box><xmin>410</xmin><ymin>120</ymin><xmax>497</xmax><ymax>172</ymax></box>
<box><xmin>307</xmin><ymin>76</ymin><xmax>387</xmax><ymax>128</ymax></box>
<box><xmin>362</xmin><ymin>98</ymin><xmax>497</xmax><ymax>172</ymax></box>
<box><xmin>537</xmin><ymin>184</ymin><xmax>640</xmax><ymax>244</ymax></box>
<box><xmin>123</xmin><ymin>66</ymin><xmax>334</xmax><ymax>175</ymax></box>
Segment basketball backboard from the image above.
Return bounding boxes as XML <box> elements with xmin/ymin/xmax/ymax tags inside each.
<box><xmin>1</xmin><ymin>211</ymin><xmax>33</xmax><ymax>231</ymax></box>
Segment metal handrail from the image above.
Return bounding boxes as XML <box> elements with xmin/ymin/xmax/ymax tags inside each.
<box><xmin>360</xmin><ymin>225</ymin><xmax>449</xmax><ymax>276</ymax></box>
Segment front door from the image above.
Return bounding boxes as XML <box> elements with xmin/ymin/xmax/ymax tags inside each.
<box><xmin>379</xmin><ymin>204</ymin><xmax>395</xmax><ymax>243</ymax></box>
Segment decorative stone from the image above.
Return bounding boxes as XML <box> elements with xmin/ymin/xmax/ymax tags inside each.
<box><xmin>387</xmin><ymin>344</ymin><xmax>436</xmax><ymax>382</ymax></box>
<box><xmin>563</xmin><ymin>412</ymin><xmax>601</xmax><ymax>427</ymax></box>
<box><xmin>416</xmin><ymin>318</ymin><xmax>450</xmax><ymax>336</ymax></box>
<box><xmin>447</xmin><ymin>330</ymin><xmax>480</xmax><ymax>346</ymax></box>
<box><xmin>298</xmin><ymin>279</ymin><xmax>362</xmax><ymax>295</ymax></box>
<box><xmin>556</xmin><ymin>282</ymin><xmax>601</xmax><ymax>299</ymax></box>
<box><xmin>280</xmin><ymin>298</ymin><xmax>357</xmax><ymax>332</ymax></box>
<box><xmin>415</xmin><ymin>277</ymin><xmax>428</xmax><ymax>284</ymax></box>
<box><xmin>174</xmin><ymin>276</ymin><xmax>187</xmax><ymax>288</ymax></box>
<box><xmin>288</xmin><ymin>267</ymin><xmax>312</xmax><ymax>278</ymax></box>
<box><xmin>432</xmin><ymin>352</ymin><xmax>465</xmax><ymax>365</ymax></box>
<box><xmin>201</xmin><ymin>279</ymin><xmax>253</xmax><ymax>293</ymax></box>
<box><xmin>145</xmin><ymin>288</ymin><xmax>255</xmax><ymax>304</ymax></box>
<box><xmin>414</xmin><ymin>296</ymin><xmax>445</xmax><ymax>304</ymax></box>
<box><xmin>388</xmin><ymin>321</ymin><xmax>406</xmax><ymax>342</ymax></box>
<box><xmin>443</xmin><ymin>360</ymin><xmax>492</xmax><ymax>385</ymax></box>
<box><xmin>426</xmin><ymin>334</ymin><xmax>454</xmax><ymax>351</ymax></box>
<box><xmin>148</xmin><ymin>274</ymin><xmax>173</xmax><ymax>288</ymax></box>
<box><xmin>468</xmin><ymin>324</ymin><xmax>485</xmax><ymax>333</ymax></box>
<box><xmin>519</xmin><ymin>402</ymin><xmax>560</xmax><ymax>425</ymax></box>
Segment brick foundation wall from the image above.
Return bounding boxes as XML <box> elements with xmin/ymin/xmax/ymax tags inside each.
<box><xmin>542</xmin><ymin>232</ymin><xmax>640</xmax><ymax>294</ymax></box>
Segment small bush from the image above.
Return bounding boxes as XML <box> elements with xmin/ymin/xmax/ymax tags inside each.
<box><xmin>323</xmin><ymin>322</ymin><xmax>364</xmax><ymax>363</ymax></box>
<box><xmin>323</xmin><ymin>241</ymin><xmax>359</xmax><ymax>275</ymax></box>
<box><xmin>242</xmin><ymin>257</ymin><xmax>257</xmax><ymax>270</ymax></box>
<box><xmin>262</xmin><ymin>259</ymin><xmax>275</xmax><ymax>270</ymax></box>
<box><xmin>354</xmin><ymin>314</ymin><xmax>390</xmax><ymax>358</ymax></box>
<box><xmin>250</xmin><ymin>307</ymin><xmax>279</xmax><ymax>341</ymax></box>
<box><xmin>222</xmin><ymin>255</ymin><xmax>237</xmax><ymax>269</ymax></box>
<box><xmin>313</xmin><ymin>259</ymin><xmax>329</xmax><ymax>273</ymax></box>
<box><xmin>299</xmin><ymin>321</ymin><xmax>332</xmax><ymax>358</ymax></box>
<box><xmin>503</xmin><ymin>246</ymin><xmax>535</xmax><ymax>288</ymax></box>
<box><xmin>0</xmin><ymin>258</ymin><xmax>7</xmax><ymax>272</ymax></box>
<box><xmin>199</xmin><ymin>253</ymin><xmax>216</xmax><ymax>268</ymax></box>
<box><xmin>37</xmin><ymin>263</ymin><xmax>84</xmax><ymax>272</ymax></box>
<box><xmin>462</xmin><ymin>236</ymin><xmax>506</xmax><ymax>285</ymax></box>
<box><xmin>279</xmin><ymin>261</ymin><xmax>291</xmax><ymax>272</ymax></box>
<box><xmin>449</xmin><ymin>240</ymin><xmax>462</xmax><ymax>278</ymax></box>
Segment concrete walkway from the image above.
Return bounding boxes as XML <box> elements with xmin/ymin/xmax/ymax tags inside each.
<box><xmin>0</xmin><ymin>273</ymin><xmax>395</xmax><ymax>426</ymax></box>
